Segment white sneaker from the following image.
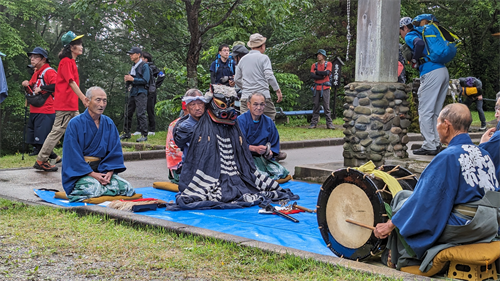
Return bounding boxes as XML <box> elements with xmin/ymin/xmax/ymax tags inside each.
<box><xmin>132</xmin><ymin>131</ymin><xmax>141</xmax><ymax>136</ymax></box>
<box><xmin>148</xmin><ymin>132</ymin><xmax>155</xmax><ymax>136</ymax></box>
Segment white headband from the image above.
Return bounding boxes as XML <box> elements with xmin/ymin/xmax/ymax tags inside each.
<box><xmin>182</xmin><ymin>96</ymin><xmax>207</xmax><ymax>105</ymax></box>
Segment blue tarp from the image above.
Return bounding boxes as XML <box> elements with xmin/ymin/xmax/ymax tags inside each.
<box><xmin>34</xmin><ymin>181</ymin><xmax>334</xmax><ymax>256</ymax></box>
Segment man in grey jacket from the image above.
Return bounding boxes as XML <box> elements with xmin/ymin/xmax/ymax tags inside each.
<box><xmin>234</xmin><ymin>33</ymin><xmax>282</xmax><ymax>121</ymax></box>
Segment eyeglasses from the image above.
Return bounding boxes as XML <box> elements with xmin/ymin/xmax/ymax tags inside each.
<box><xmin>252</xmin><ymin>103</ymin><xmax>266</xmax><ymax>108</ymax></box>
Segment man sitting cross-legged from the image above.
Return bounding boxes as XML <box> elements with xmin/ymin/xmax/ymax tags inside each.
<box><xmin>61</xmin><ymin>86</ymin><xmax>135</xmax><ymax>202</ymax></box>
<box><xmin>374</xmin><ymin>103</ymin><xmax>500</xmax><ymax>272</ymax></box>
<box><xmin>238</xmin><ymin>92</ymin><xmax>289</xmax><ymax>181</ymax></box>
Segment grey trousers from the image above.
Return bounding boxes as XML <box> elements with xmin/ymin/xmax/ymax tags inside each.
<box><xmin>311</xmin><ymin>88</ymin><xmax>332</xmax><ymax>125</ymax></box>
<box><xmin>417</xmin><ymin>67</ymin><xmax>449</xmax><ymax>150</ymax></box>
<box><xmin>240</xmin><ymin>98</ymin><xmax>276</xmax><ymax>121</ymax></box>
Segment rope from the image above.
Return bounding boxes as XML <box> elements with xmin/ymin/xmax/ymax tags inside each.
<box><xmin>345</xmin><ymin>0</ymin><xmax>351</xmax><ymax>61</ymax></box>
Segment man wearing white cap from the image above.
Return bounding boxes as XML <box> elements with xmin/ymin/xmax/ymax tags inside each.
<box><xmin>234</xmin><ymin>33</ymin><xmax>282</xmax><ymax>121</ymax></box>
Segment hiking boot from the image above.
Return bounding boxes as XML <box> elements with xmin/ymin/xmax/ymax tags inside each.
<box><xmin>412</xmin><ymin>147</ymin><xmax>439</xmax><ymax>156</ymax></box>
<box><xmin>326</xmin><ymin>123</ymin><xmax>335</xmax><ymax>129</ymax></box>
<box><xmin>120</xmin><ymin>133</ymin><xmax>131</xmax><ymax>140</ymax></box>
<box><xmin>132</xmin><ymin>131</ymin><xmax>141</xmax><ymax>136</ymax></box>
<box><xmin>275</xmin><ymin>151</ymin><xmax>287</xmax><ymax>161</ymax></box>
<box><xmin>148</xmin><ymin>132</ymin><xmax>156</xmax><ymax>136</ymax></box>
<box><xmin>33</xmin><ymin>160</ymin><xmax>58</xmax><ymax>172</ymax></box>
<box><xmin>308</xmin><ymin>124</ymin><xmax>316</xmax><ymax>129</ymax></box>
<box><xmin>136</xmin><ymin>136</ymin><xmax>148</xmax><ymax>142</ymax></box>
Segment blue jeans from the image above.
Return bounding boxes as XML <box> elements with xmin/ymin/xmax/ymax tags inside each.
<box><xmin>463</xmin><ymin>97</ymin><xmax>486</xmax><ymax>127</ymax></box>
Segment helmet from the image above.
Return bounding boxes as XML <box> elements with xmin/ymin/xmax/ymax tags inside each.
<box><xmin>61</xmin><ymin>31</ymin><xmax>84</xmax><ymax>46</ymax></box>
<box><xmin>399</xmin><ymin>17</ymin><xmax>413</xmax><ymax>28</ymax></box>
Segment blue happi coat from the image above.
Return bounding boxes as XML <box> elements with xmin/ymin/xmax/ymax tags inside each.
<box><xmin>61</xmin><ymin>109</ymin><xmax>126</xmax><ymax>195</ymax></box>
<box><xmin>237</xmin><ymin>110</ymin><xmax>280</xmax><ymax>155</ymax></box>
<box><xmin>391</xmin><ymin>133</ymin><xmax>499</xmax><ymax>258</ymax></box>
<box><xmin>479</xmin><ymin>130</ymin><xmax>500</xmax><ymax>180</ymax></box>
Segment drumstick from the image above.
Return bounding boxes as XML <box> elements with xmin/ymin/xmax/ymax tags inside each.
<box><xmin>345</xmin><ymin>219</ymin><xmax>375</xmax><ymax>231</ymax></box>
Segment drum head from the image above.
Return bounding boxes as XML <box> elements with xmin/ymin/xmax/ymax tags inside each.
<box><xmin>317</xmin><ymin>168</ymin><xmax>386</xmax><ymax>261</ymax></box>
<box><xmin>326</xmin><ymin>183</ymin><xmax>374</xmax><ymax>249</ymax></box>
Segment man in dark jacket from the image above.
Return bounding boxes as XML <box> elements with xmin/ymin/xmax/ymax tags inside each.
<box><xmin>121</xmin><ymin>47</ymin><xmax>150</xmax><ymax>142</ymax></box>
<box><xmin>138</xmin><ymin>51</ymin><xmax>165</xmax><ymax>136</ymax></box>
<box><xmin>209</xmin><ymin>44</ymin><xmax>235</xmax><ymax>87</ymax></box>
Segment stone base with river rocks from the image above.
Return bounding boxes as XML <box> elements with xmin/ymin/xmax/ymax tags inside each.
<box><xmin>342</xmin><ymin>82</ymin><xmax>412</xmax><ymax>167</ymax></box>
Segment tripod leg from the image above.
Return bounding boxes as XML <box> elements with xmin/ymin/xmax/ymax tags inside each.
<box><xmin>22</xmin><ymin>105</ymin><xmax>27</xmax><ymax>160</ymax></box>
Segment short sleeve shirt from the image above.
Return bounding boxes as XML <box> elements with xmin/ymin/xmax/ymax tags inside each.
<box><xmin>53</xmin><ymin>57</ymin><xmax>80</xmax><ymax>111</ymax></box>
<box><xmin>29</xmin><ymin>64</ymin><xmax>57</xmax><ymax>114</ymax></box>
<box><xmin>310</xmin><ymin>61</ymin><xmax>332</xmax><ymax>90</ymax></box>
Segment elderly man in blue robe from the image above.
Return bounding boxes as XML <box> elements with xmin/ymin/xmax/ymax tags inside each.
<box><xmin>238</xmin><ymin>92</ymin><xmax>289</xmax><ymax>181</ymax></box>
<box><xmin>374</xmin><ymin>103</ymin><xmax>500</xmax><ymax>272</ymax></box>
<box><xmin>62</xmin><ymin>86</ymin><xmax>135</xmax><ymax>202</ymax></box>
<box><xmin>479</xmin><ymin>97</ymin><xmax>500</xmax><ymax>179</ymax></box>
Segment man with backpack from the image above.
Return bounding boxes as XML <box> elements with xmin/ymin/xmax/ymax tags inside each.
<box><xmin>209</xmin><ymin>44</ymin><xmax>235</xmax><ymax>87</ymax></box>
<box><xmin>121</xmin><ymin>46</ymin><xmax>150</xmax><ymax>142</ymax></box>
<box><xmin>21</xmin><ymin>47</ymin><xmax>60</xmax><ymax>161</ymax></box>
<box><xmin>460</xmin><ymin>77</ymin><xmax>486</xmax><ymax>131</ymax></box>
<box><xmin>399</xmin><ymin>16</ymin><xmax>449</xmax><ymax>155</ymax></box>
<box><xmin>309</xmin><ymin>49</ymin><xmax>334</xmax><ymax>129</ymax></box>
<box><xmin>132</xmin><ymin>51</ymin><xmax>165</xmax><ymax>137</ymax></box>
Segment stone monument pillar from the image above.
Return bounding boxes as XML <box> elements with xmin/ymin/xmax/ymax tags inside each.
<box><xmin>343</xmin><ymin>0</ymin><xmax>411</xmax><ymax>167</ymax></box>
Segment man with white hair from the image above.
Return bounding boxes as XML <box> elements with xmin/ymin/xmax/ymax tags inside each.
<box><xmin>61</xmin><ymin>86</ymin><xmax>135</xmax><ymax>202</ymax></box>
<box><xmin>234</xmin><ymin>33</ymin><xmax>282</xmax><ymax>121</ymax></box>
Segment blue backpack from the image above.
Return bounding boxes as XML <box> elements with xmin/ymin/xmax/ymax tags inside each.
<box><xmin>413</xmin><ymin>14</ymin><xmax>461</xmax><ymax>64</ymax></box>
<box><xmin>214</xmin><ymin>54</ymin><xmax>235</xmax><ymax>74</ymax></box>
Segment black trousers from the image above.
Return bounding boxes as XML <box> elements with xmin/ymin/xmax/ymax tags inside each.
<box><xmin>147</xmin><ymin>91</ymin><xmax>157</xmax><ymax>132</ymax></box>
<box><xmin>136</xmin><ymin>91</ymin><xmax>157</xmax><ymax>132</ymax></box>
<box><xmin>125</xmin><ymin>92</ymin><xmax>148</xmax><ymax>136</ymax></box>
<box><xmin>26</xmin><ymin>112</ymin><xmax>55</xmax><ymax>145</ymax></box>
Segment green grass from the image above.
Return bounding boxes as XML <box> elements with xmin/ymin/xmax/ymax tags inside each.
<box><xmin>276</xmin><ymin>117</ymin><xmax>345</xmax><ymax>141</ymax></box>
<box><xmin>0</xmin><ymin>199</ymin><xmax>398</xmax><ymax>280</ymax></box>
<box><xmin>471</xmin><ymin>110</ymin><xmax>496</xmax><ymax>126</ymax></box>
<box><xmin>122</xmin><ymin>131</ymin><xmax>167</xmax><ymax>146</ymax></box>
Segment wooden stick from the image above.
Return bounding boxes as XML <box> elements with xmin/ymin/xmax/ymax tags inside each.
<box><xmin>345</xmin><ymin>219</ymin><xmax>375</xmax><ymax>231</ymax></box>
<box><xmin>396</xmin><ymin>175</ymin><xmax>416</xmax><ymax>181</ymax></box>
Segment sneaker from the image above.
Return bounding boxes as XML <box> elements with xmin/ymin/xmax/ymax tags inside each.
<box><xmin>308</xmin><ymin>124</ymin><xmax>317</xmax><ymax>129</ymax></box>
<box><xmin>136</xmin><ymin>136</ymin><xmax>148</xmax><ymax>142</ymax></box>
<box><xmin>412</xmin><ymin>147</ymin><xmax>439</xmax><ymax>156</ymax></box>
<box><xmin>132</xmin><ymin>131</ymin><xmax>141</xmax><ymax>136</ymax></box>
<box><xmin>480</xmin><ymin>126</ymin><xmax>487</xmax><ymax>131</ymax></box>
<box><xmin>33</xmin><ymin>160</ymin><xmax>58</xmax><ymax>172</ymax></box>
<box><xmin>29</xmin><ymin>150</ymin><xmax>39</xmax><ymax>157</ymax></box>
<box><xmin>148</xmin><ymin>132</ymin><xmax>155</xmax><ymax>136</ymax></box>
<box><xmin>55</xmin><ymin>156</ymin><xmax>62</xmax><ymax>164</ymax></box>
<box><xmin>326</xmin><ymin>124</ymin><xmax>335</xmax><ymax>129</ymax></box>
<box><xmin>275</xmin><ymin>151</ymin><xmax>287</xmax><ymax>161</ymax></box>
<box><xmin>120</xmin><ymin>133</ymin><xmax>131</xmax><ymax>140</ymax></box>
